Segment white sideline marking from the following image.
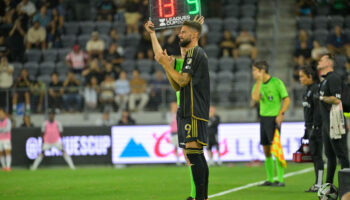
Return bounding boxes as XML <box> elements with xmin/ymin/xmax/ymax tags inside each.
<box><xmin>208</xmin><ymin>167</ymin><xmax>314</xmax><ymax>198</ymax></box>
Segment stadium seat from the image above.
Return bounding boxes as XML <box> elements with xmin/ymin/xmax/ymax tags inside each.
<box><xmin>56</xmin><ymin>62</ymin><xmax>69</xmax><ymax>76</ymax></box>
<box><xmin>23</xmin><ymin>62</ymin><xmax>39</xmax><ymax>78</ymax></box>
<box><xmin>58</xmin><ymin>74</ymin><xmax>66</xmax><ymax>82</ymax></box>
<box><xmin>219</xmin><ymin>57</ymin><xmax>235</xmax><ymax>71</ymax></box>
<box><xmin>96</xmin><ymin>21</ymin><xmax>112</xmax><ymax>34</ymax></box>
<box><xmin>224</xmin><ymin>18</ymin><xmax>239</xmax><ymax>32</ymax></box>
<box><xmin>335</xmin><ymin>54</ymin><xmax>347</xmax><ymax>69</ymax></box>
<box><xmin>235</xmin><ymin>57</ymin><xmax>252</xmax><ymax>72</ymax></box>
<box><xmin>64</xmin><ymin>22</ymin><xmax>80</xmax><ymax>35</ymax></box>
<box><xmin>25</xmin><ymin>49</ymin><xmax>42</xmax><ymax>63</ymax></box>
<box><xmin>153</xmin><ymin>62</ymin><xmax>163</xmax><ymax>72</ymax></box>
<box><xmin>99</xmin><ymin>34</ymin><xmax>111</xmax><ymax>47</ymax></box>
<box><xmin>39</xmin><ymin>62</ymin><xmax>56</xmax><ymax>76</ymax></box>
<box><xmin>79</xmin><ymin>21</ymin><xmax>96</xmax><ymax>35</ymax></box>
<box><xmin>224</xmin><ymin>5</ymin><xmax>239</xmax><ymax>18</ymax></box>
<box><xmin>123</xmin><ymin>47</ymin><xmax>137</xmax><ymax>60</ymax></box>
<box><xmin>137</xmin><ymin>59</ymin><xmax>153</xmax><ymax>73</ymax></box>
<box><xmin>205</xmin><ymin>18</ymin><xmax>223</xmax><ymax>32</ymax></box>
<box><xmin>298</xmin><ymin>16</ymin><xmax>313</xmax><ymax>31</ymax></box>
<box><xmin>115</xmin><ymin>34</ymin><xmax>126</xmax><ymax>47</ymax></box>
<box><xmin>112</xmin><ymin>21</ymin><xmax>126</xmax><ymax>35</ymax></box>
<box><xmin>61</xmin><ymin>35</ymin><xmax>77</xmax><ymax>48</ymax></box>
<box><xmin>208</xmin><ymin>58</ymin><xmax>219</xmax><ymax>72</ymax></box>
<box><xmin>239</xmin><ymin>18</ymin><xmax>256</xmax><ymax>31</ymax></box>
<box><xmin>77</xmin><ymin>34</ymin><xmax>91</xmax><ymax>48</ymax></box>
<box><xmin>140</xmin><ymin>72</ymin><xmax>152</xmax><ymax>82</ymax></box>
<box><xmin>231</xmin><ymin>88</ymin><xmax>249</xmax><ymax>106</ymax></box>
<box><xmin>314</xmin><ymin>16</ymin><xmax>328</xmax><ymax>30</ymax></box>
<box><xmin>234</xmin><ymin>71</ymin><xmax>251</xmax><ymax>82</ymax></box>
<box><xmin>216</xmin><ymin>71</ymin><xmax>234</xmax><ymax>83</ymax></box>
<box><xmin>58</xmin><ymin>48</ymin><xmax>71</xmax><ymax>62</ymax></box>
<box><xmin>216</xmin><ymin>83</ymin><xmax>233</xmax><ymax>93</ymax></box>
<box><xmin>37</xmin><ymin>74</ymin><xmax>51</xmax><ymax>85</ymax></box>
<box><xmin>240</xmin><ymin>4</ymin><xmax>256</xmax><ymax>18</ymax></box>
<box><xmin>243</xmin><ymin>0</ymin><xmax>257</xmax><ymax>4</ymax></box>
<box><xmin>42</xmin><ymin>49</ymin><xmax>58</xmax><ymax>62</ymax></box>
<box><xmin>313</xmin><ymin>29</ymin><xmax>328</xmax><ymax>46</ymax></box>
<box><xmin>125</xmin><ymin>33</ymin><xmax>141</xmax><ymax>48</ymax></box>
<box><xmin>12</xmin><ymin>62</ymin><xmax>23</xmax><ymax>79</ymax></box>
<box><xmin>345</xmin><ymin>16</ymin><xmax>350</xmax><ymax>28</ymax></box>
<box><xmin>329</xmin><ymin>16</ymin><xmax>344</xmax><ymax>28</ymax></box>
<box><xmin>121</xmin><ymin>60</ymin><xmax>136</xmax><ymax>73</ymax></box>
<box><xmin>316</xmin><ymin>6</ymin><xmax>330</xmax><ymax>16</ymax></box>
<box><xmin>204</xmin><ymin>45</ymin><xmax>219</xmax><ymax>58</ymax></box>
<box><xmin>345</xmin><ymin>28</ymin><xmax>350</xmax><ymax>38</ymax></box>
<box><xmin>207</xmin><ymin>32</ymin><xmax>222</xmax><ymax>44</ymax></box>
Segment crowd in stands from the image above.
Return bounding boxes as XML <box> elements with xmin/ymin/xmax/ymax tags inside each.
<box><xmin>0</xmin><ymin>0</ymin><xmax>259</xmax><ymax>121</ymax></box>
<box><xmin>293</xmin><ymin>0</ymin><xmax>350</xmax><ymax>105</ymax></box>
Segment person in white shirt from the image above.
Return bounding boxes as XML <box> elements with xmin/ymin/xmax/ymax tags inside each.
<box><xmin>18</xmin><ymin>0</ymin><xmax>36</xmax><ymax>17</ymax></box>
<box><xmin>86</xmin><ymin>31</ymin><xmax>105</xmax><ymax>59</ymax></box>
<box><xmin>114</xmin><ymin>71</ymin><xmax>130</xmax><ymax>111</ymax></box>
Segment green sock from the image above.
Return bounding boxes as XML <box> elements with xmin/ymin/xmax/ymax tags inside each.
<box><xmin>189</xmin><ymin>166</ymin><xmax>196</xmax><ymax>198</ymax></box>
<box><xmin>265</xmin><ymin>156</ymin><xmax>274</xmax><ymax>182</ymax></box>
<box><xmin>275</xmin><ymin>158</ymin><xmax>285</xmax><ymax>183</ymax></box>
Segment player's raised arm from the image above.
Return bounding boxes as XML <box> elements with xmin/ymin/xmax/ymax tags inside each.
<box><xmin>144</xmin><ymin>21</ymin><xmax>163</xmax><ymax>55</ymax></box>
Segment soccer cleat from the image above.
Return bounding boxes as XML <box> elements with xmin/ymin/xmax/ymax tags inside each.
<box><xmin>305</xmin><ymin>184</ymin><xmax>320</xmax><ymax>192</ymax></box>
<box><xmin>272</xmin><ymin>181</ymin><xmax>285</xmax><ymax>187</ymax></box>
<box><xmin>258</xmin><ymin>181</ymin><xmax>273</xmax><ymax>186</ymax></box>
<box><xmin>3</xmin><ymin>167</ymin><xmax>11</xmax><ymax>172</ymax></box>
<box><xmin>186</xmin><ymin>197</ymin><xmax>194</xmax><ymax>200</ymax></box>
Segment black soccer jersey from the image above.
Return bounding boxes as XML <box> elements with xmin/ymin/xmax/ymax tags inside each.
<box><xmin>180</xmin><ymin>46</ymin><xmax>210</xmax><ymax>121</ymax></box>
<box><xmin>303</xmin><ymin>83</ymin><xmax>322</xmax><ymax>128</ymax></box>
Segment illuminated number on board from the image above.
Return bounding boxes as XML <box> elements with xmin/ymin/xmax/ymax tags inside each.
<box><xmin>158</xmin><ymin>0</ymin><xmax>175</xmax><ymax>18</ymax></box>
<box><xmin>187</xmin><ymin>0</ymin><xmax>200</xmax><ymax>15</ymax></box>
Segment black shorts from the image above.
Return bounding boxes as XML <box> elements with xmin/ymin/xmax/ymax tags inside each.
<box><xmin>260</xmin><ymin>116</ymin><xmax>279</xmax><ymax>145</ymax></box>
<box><xmin>207</xmin><ymin>134</ymin><xmax>218</xmax><ymax>150</ymax></box>
<box><xmin>177</xmin><ymin>115</ymin><xmax>208</xmax><ymax>148</ymax></box>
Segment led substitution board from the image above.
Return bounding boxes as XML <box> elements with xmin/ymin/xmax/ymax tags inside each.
<box><xmin>149</xmin><ymin>0</ymin><xmax>201</xmax><ymax>30</ymax></box>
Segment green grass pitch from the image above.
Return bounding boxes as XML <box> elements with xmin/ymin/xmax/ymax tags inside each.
<box><xmin>0</xmin><ymin>163</ymin><xmax>339</xmax><ymax>200</ymax></box>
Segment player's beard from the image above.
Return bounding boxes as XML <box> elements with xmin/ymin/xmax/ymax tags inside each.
<box><xmin>179</xmin><ymin>38</ymin><xmax>191</xmax><ymax>47</ymax></box>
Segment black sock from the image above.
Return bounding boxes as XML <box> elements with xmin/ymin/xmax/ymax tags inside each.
<box><xmin>200</xmin><ymin>153</ymin><xmax>209</xmax><ymax>199</ymax></box>
<box><xmin>186</xmin><ymin>148</ymin><xmax>206</xmax><ymax>200</ymax></box>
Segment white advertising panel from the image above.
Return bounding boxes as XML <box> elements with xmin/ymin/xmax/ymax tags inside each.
<box><xmin>112</xmin><ymin>122</ymin><xmax>305</xmax><ymax>164</ymax></box>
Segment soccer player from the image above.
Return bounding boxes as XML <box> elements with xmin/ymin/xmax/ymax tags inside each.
<box><xmin>168</xmin><ymin>102</ymin><xmax>181</xmax><ymax>166</ymax></box>
<box><xmin>251</xmin><ymin>61</ymin><xmax>290</xmax><ymax>187</ymax></box>
<box><xmin>30</xmin><ymin>111</ymin><xmax>75</xmax><ymax>170</ymax></box>
<box><xmin>207</xmin><ymin>106</ymin><xmax>221</xmax><ymax>166</ymax></box>
<box><xmin>299</xmin><ymin>66</ymin><xmax>324</xmax><ymax>192</ymax></box>
<box><xmin>0</xmin><ymin>108</ymin><xmax>12</xmax><ymax>171</ymax></box>
<box><xmin>145</xmin><ymin>19</ymin><xmax>210</xmax><ymax>199</ymax></box>
<box><xmin>317</xmin><ymin>53</ymin><xmax>349</xmax><ymax>184</ymax></box>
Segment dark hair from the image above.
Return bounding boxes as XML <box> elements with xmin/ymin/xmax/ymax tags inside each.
<box><xmin>300</xmin><ymin>66</ymin><xmax>319</xmax><ymax>83</ymax></box>
<box><xmin>322</xmin><ymin>53</ymin><xmax>335</xmax><ymax>67</ymax></box>
<box><xmin>253</xmin><ymin>60</ymin><xmax>269</xmax><ymax>73</ymax></box>
<box><xmin>183</xmin><ymin>21</ymin><xmax>202</xmax><ymax>36</ymax></box>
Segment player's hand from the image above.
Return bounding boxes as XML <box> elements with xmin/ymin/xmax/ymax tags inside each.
<box><xmin>155</xmin><ymin>50</ymin><xmax>170</xmax><ymax>67</ymax></box>
<box><xmin>275</xmin><ymin>114</ymin><xmax>284</xmax><ymax>127</ymax></box>
<box><xmin>193</xmin><ymin>15</ymin><xmax>205</xmax><ymax>25</ymax></box>
<box><xmin>254</xmin><ymin>70</ymin><xmax>264</xmax><ymax>81</ymax></box>
<box><xmin>144</xmin><ymin>21</ymin><xmax>155</xmax><ymax>34</ymax></box>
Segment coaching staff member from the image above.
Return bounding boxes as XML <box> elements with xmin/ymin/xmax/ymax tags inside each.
<box><xmin>317</xmin><ymin>53</ymin><xmax>349</xmax><ymax>184</ymax></box>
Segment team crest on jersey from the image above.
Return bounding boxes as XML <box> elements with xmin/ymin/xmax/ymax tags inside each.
<box><xmin>268</xmin><ymin>96</ymin><xmax>273</xmax><ymax>101</ymax></box>
<box><xmin>187</xmin><ymin>58</ymin><xmax>192</xmax><ymax>64</ymax></box>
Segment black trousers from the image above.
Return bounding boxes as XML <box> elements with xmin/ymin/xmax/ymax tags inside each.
<box><xmin>322</xmin><ymin>123</ymin><xmax>350</xmax><ymax>183</ymax></box>
<box><xmin>308</xmin><ymin>127</ymin><xmax>324</xmax><ymax>184</ymax></box>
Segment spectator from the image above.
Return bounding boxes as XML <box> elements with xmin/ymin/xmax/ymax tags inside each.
<box><xmin>114</xmin><ymin>71</ymin><xmax>129</xmax><ymax>111</ymax></box>
<box><xmin>294</xmin><ymin>41</ymin><xmax>312</xmax><ymax>63</ymax></box>
<box><xmin>12</xmin><ymin>68</ymin><xmax>31</xmax><ymax>115</ymax></box>
<box><xmin>82</xmin><ymin>58</ymin><xmax>103</xmax><ymax>83</ymax></box>
<box><xmin>62</xmin><ymin>72</ymin><xmax>82</xmax><ymax>112</ymax></box>
<box><xmin>20</xmin><ymin>114</ymin><xmax>34</xmax><ymax>127</ymax></box>
<box><xmin>327</xmin><ymin>25</ymin><xmax>350</xmax><ymax>58</ymax></box>
<box><xmin>48</xmin><ymin>72</ymin><xmax>63</xmax><ymax>112</ymax></box>
<box><xmin>97</xmin><ymin>0</ymin><xmax>116</xmax><ymax>21</ymax></box>
<box><xmin>50</xmin><ymin>7</ymin><xmax>64</xmax><ymax>30</ymax></box>
<box><xmin>99</xmin><ymin>74</ymin><xmax>115</xmax><ymax>111</ymax></box>
<box><xmin>84</xmin><ymin>76</ymin><xmax>99</xmax><ymax>110</ymax></box>
<box><xmin>46</xmin><ymin>8</ymin><xmax>64</xmax><ymax>48</ymax></box>
<box><xmin>35</xmin><ymin>0</ymin><xmax>59</xmax><ymax>10</ymax></box>
<box><xmin>8</xmin><ymin>7</ymin><xmax>27</xmax><ymax>61</ymax></box>
<box><xmin>118</xmin><ymin>110</ymin><xmax>136</xmax><ymax>125</ymax></box>
<box><xmin>148</xmin><ymin>70</ymin><xmax>168</xmax><ymax>111</ymax></box>
<box><xmin>0</xmin><ymin>35</ymin><xmax>10</xmax><ymax>58</ymax></box>
<box><xmin>96</xmin><ymin>109</ymin><xmax>115</xmax><ymax>126</ymax></box>
<box><xmin>235</xmin><ymin>30</ymin><xmax>257</xmax><ymax>60</ymax></box>
<box><xmin>293</xmin><ymin>56</ymin><xmax>307</xmax><ymax>82</ymax></box>
<box><xmin>26</xmin><ymin>20</ymin><xmax>46</xmax><ymax>50</ymax></box>
<box><xmin>129</xmin><ymin>69</ymin><xmax>149</xmax><ymax>112</ymax></box>
<box><xmin>18</xmin><ymin>0</ymin><xmax>36</xmax><ymax>17</ymax></box>
<box><xmin>33</xmin><ymin>6</ymin><xmax>51</xmax><ymax>28</ymax></box>
<box><xmin>296</xmin><ymin>0</ymin><xmax>313</xmax><ymax>16</ymax></box>
<box><xmin>138</xmin><ymin>30</ymin><xmax>153</xmax><ymax>58</ymax></box>
<box><xmin>311</xmin><ymin>40</ymin><xmax>328</xmax><ymax>62</ymax></box>
<box><xmin>30</xmin><ymin>80</ymin><xmax>45</xmax><ymax>113</ymax></box>
<box><xmin>296</xmin><ymin>29</ymin><xmax>312</xmax><ymax>49</ymax></box>
<box><xmin>346</xmin><ymin>58</ymin><xmax>350</xmax><ymax>84</ymax></box>
<box><xmin>103</xmin><ymin>62</ymin><xmax>119</xmax><ymax>80</ymax></box>
<box><xmin>86</xmin><ymin>31</ymin><xmax>105</xmax><ymax>59</ymax></box>
<box><xmin>109</xmin><ymin>29</ymin><xmax>121</xmax><ymax>44</ymax></box>
<box><xmin>220</xmin><ymin>30</ymin><xmax>236</xmax><ymax>58</ymax></box>
<box><xmin>124</xmin><ymin>0</ymin><xmax>141</xmax><ymax>34</ymax></box>
<box><xmin>103</xmin><ymin>43</ymin><xmax>124</xmax><ymax>68</ymax></box>
<box><xmin>66</xmin><ymin>44</ymin><xmax>88</xmax><ymax>75</ymax></box>
<box><xmin>330</xmin><ymin>0</ymin><xmax>349</xmax><ymax>16</ymax></box>
<box><xmin>0</xmin><ymin>56</ymin><xmax>13</xmax><ymax>109</ymax></box>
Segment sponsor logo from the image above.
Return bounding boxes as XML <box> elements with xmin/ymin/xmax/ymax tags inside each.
<box><xmin>159</xmin><ymin>19</ymin><xmax>166</xmax><ymax>27</ymax></box>
<box><xmin>159</xmin><ymin>15</ymin><xmax>191</xmax><ymax>27</ymax></box>
<box><xmin>185</xmin><ymin>65</ymin><xmax>191</xmax><ymax>70</ymax></box>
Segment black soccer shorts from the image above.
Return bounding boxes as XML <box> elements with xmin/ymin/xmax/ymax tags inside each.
<box><xmin>177</xmin><ymin>115</ymin><xmax>208</xmax><ymax>148</ymax></box>
<box><xmin>260</xmin><ymin>116</ymin><xmax>280</xmax><ymax>145</ymax></box>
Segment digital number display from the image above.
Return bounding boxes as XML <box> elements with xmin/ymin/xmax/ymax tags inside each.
<box><xmin>149</xmin><ymin>0</ymin><xmax>201</xmax><ymax>30</ymax></box>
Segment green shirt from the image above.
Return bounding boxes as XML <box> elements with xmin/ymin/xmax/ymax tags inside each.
<box><xmin>252</xmin><ymin>77</ymin><xmax>289</xmax><ymax>117</ymax></box>
<box><xmin>175</xmin><ymin>59</ymin><xmax>183</xmax><ymax>106</ymax></box>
